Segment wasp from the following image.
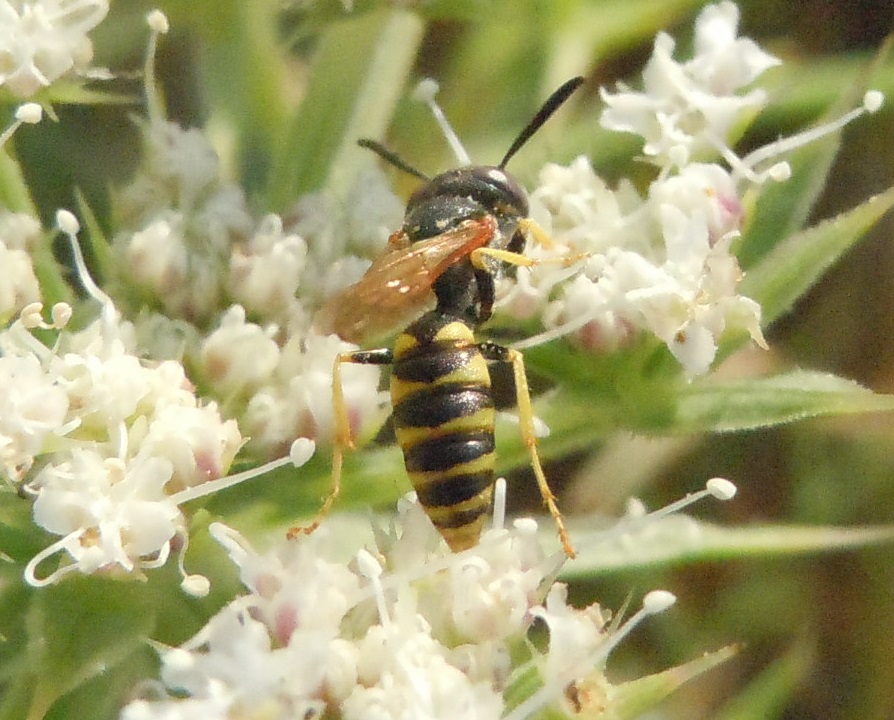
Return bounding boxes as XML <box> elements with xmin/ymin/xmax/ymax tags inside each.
<box><xmin>290</xmin><ymin>77</ymin><xmax>585</xmax><ymax>557</ymax></box>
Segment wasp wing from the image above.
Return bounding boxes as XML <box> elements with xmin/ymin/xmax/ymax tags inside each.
<box><xmin>314</xmin><ymin>217</ymin><xmax>496</xmax><ymax>345</ymax></box>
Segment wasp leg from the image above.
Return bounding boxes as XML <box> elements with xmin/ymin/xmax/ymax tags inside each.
<box><xmin>470</xmin><ymin>244</ymin><xmax>589</xmax><ymax>271</ymax></box>
<box><xmin>517</xmin><ymin>217</ymin><xmax>555</xmax><ymax>250</ymax></box>
<box><xmin>479</xmin><ymin>342</ymin><xmax>576</xmax><ymax>558</ymax></box>
<box><xmin>287</xmin><ymin>348</ymin><xmax>393</xmax><ymax>540</ymax></box>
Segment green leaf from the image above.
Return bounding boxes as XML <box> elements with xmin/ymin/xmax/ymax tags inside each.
<box><xmin>714</xmin><ymin>642</ymin><xmax>814</xmax><ymax>720</ymax></box>
<box><xmin>29</xmin><ymin>228</ymin><xmax>73</xmax><ymax>311</ymax></box>
<box><xmin>73</xmin><ymin>188</ymin><xmax>113</xmax><ymax>283</ymax></box>
<box><xmin>195</xmin><ymin>0</ymin><xmax>292</xmax><ymax>197</ymax></box>
<box><xmin>267</xmin><ymin>8</ymin><xmax>424</xmax><ymax>209</ymax></box>
<box><xmin>4</xmin><ymin>578</ymin><xmax>154</xmax><ymax>720</ymax></box>
<box><xmin>608</xmin><ymin>644</ymin><xmax>739</xmax><ymax>720</ymax></box>
<box><xmin>676</xmin><ymin>370</ymin><xmax>894</xmax><ymax>433</ymax></box>
<box><xmin>562</xmin><ymin>517</ymin><xmax>894</xmax><ymax>578</ymax></box>
<box><xmin>0</xmin><ymin>147</ymin><xmax>37</xmax><ymax>214</ymax></box>
<box><xmin>740</xmin><ymin>185</ymin><xmax>894</xmax><ymax>327</ymax></box>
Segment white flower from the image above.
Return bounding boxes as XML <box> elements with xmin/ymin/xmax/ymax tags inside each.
<box><xmin>28</xmin><ymin>449</ymin><xmax>182</xmax><ymax>580</ymax></box>
<box><xmin>0</xmin><ymin>0</ymin><xmax>109</xmax><ymax>97</ymax></box>
<box><xmin>531</xmin><ymin>584</ymin><xmax>608</xmax><ymax>689</ymax></box>
<box><xmin>344</xmin><ymin>621</ymin><xmax>504</xmax><ymax>720</ymax></box>
<box><xmin>512</xmin><ymin>154</ymin><xmax>764</xmax><ymax>375</ymax></box>
<box><xmin>286</xmin><ymin>165</ymin><xmax>401</xmax><ymax>306</ymax></box>
<box><xmin>115</xmin><ymin>122</ymin><xmax>254</xmax><ymax>322</ymax></box>
<box><xmin>526</xmin><ymin>156</ymin><xmax>645</xmax><ymax>255</ymax></box>
<box><xmin>600</xmin><ymin>1</ymin><xmax>780</xmax><ymax>165</ymax></box>
<box><xmin>0</xmin><ymin>211</ymin><xmax>42</xmax><ymax>323</ymax></box>
<box><xmin>124</xmin><ymin>215</ymin><xmax>189</xmax><ymax>298</ymax></box>
<box><xmin>499</xmin><ymin>2</ymin><xmax>887</xmax><ymax>377</ymax></box>
<box><xmin>132</xmin><ymin>402</ymin><xmax>243</xmax><ymax>492</ymax></box>
<box><xmin>0</xmin><ymin>351</ymin><xmax>69</xmax><ymax>482</ymax></box>
<box><xmin>342</xmin><ymin>166</ymin><xmax>406</xmax><ymax>258</ymax></box>
<box><xmin>200</xmin><ymin>306</ymin><xmax>281</xmax><ymax>394</ymax></box>
<box><xmin>228</xmin><ymin>214</ymin><xmax>309</xmax><ymax>320</ymax></box>
<box><xmin>242</xmin><ymin>331</ymin><xmax>385</xmax><ymax>453</ymax></box>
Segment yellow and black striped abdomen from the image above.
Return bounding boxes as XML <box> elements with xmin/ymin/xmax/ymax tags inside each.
<box><xmin>390</xmin><ymin>312</ymin><xmax>495</xmax><ymax>551</ymax></box>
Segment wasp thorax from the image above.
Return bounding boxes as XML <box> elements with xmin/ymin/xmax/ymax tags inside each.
<box><xmin>403</xmin><ymin>165</ymin><xmax>529</xmax><ymax>244</ymax></box>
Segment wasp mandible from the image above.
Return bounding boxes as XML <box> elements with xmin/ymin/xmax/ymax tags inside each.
<box><xmin>292</xmin><ymin>77</ymin><xmax>585</xmax><ymax>557</ymax></box>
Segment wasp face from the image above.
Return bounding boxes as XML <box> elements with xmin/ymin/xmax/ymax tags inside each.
<box><xmin>403</xmin><ymin>165</ymin><xmax>528</xmax><ymax>246</ymax></box>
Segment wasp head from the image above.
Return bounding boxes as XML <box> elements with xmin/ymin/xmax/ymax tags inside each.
<box><xmin>402</xmin><ymin>165</ymin><xmax>528</xmax><ymax>248</ymax></box>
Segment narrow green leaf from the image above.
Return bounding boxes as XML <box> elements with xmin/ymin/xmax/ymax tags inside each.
<box><xmin>677</xmin><ymin>370</ymin><xmax>894</xmax><ymax>433</ymax></box>
<box><xmin>0</xmin><ymin>148</ymin><xmax>37</xmax><ymax>213</ymax></box>
<box><xmin>267</xmin><ymin>8</ymin><xmax>424</xmax><ymax>208</ymax></box>
<box><xmin>198</xmin><ymin>0</ymin><xmax>291</xmax><ymax>196</ymax></box>
<box><xmin>609</xmin><ymin>645</ymin><xmax>739</xmax><ymax>720</ymax></box>
<box><xmin>563</xmin><ymin>517</ymin><xmax>894</xmax><ymax>578</ymax></box>
<box><xmin>741</xmin><ymin>185</ymin><xmax>894</xmax><ymax>327</ymax></box>
<box><xmin>714</xmin><ymin>642</ymin><xmax>814</xmax><ymax>720</ymax></box>
<box><xmin>1</xmin><ymin>145</ymin><xmax>71</xmax><ymax>307</ymax></box>
<box><xmin>30</xmin><ymin>228</ymin><xmax>73</xmax><ymax>311</ymax></box>
<box><xmin>259</xmin><ymin>512</ymin><xmax>894</xmax><ymax>578</ymax></box>
<box><xmin>74</xmin><ymin>187</ymin><xmax>113</xmax><ymax>283</ymax></box>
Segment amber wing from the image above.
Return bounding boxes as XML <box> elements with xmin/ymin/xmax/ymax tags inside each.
<box><xmin>313</xmin><ymin>217</ymin><xmax>497</xmax><ymax>345</ymax></box>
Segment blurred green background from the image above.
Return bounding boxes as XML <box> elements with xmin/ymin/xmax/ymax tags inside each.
<box><xmin>10</xmin><ymin>1</ymin><xmax>894</xmax><ymax>717</ymax></box>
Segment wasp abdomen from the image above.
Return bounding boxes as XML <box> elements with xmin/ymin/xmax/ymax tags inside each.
<box><xmin>391</xmin><ymin>313</ymin><xmax>496</xmax><ymax>551</ymax></box>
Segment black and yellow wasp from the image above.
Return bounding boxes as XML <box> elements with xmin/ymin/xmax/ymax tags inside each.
<box><xmin>291</xmin><ymin>77</ymin><xmax>585</xmax><ymax>556</ymax></box>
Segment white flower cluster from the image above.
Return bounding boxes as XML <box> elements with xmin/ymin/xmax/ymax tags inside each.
<box><xmin>120</xmin><ymin>486</ymin><xmax>674</xmax><ymax>720</ymax></box>
<box><xmin>0</xmin><ymin>296</ymin><xmax>243</xmax><ymax>588</ymax></box>
<box><xmin>0</xmin><ymin>210</ymin><xmax>325</xmax><ymax>591</ymax></box>
<box><xmin>498</xmin><ymin>1</ymin><xmax>879</xmax><ymax>377</ymax></box>
<box><xmin>599</xmin><ymin>1</ymin><xmax>780</xmax><ymax>166</ymax></box>
<box><xmin>0</xmin><ymin>0</ymin><xmax>109</xmax><ymax>97</ymax></box>
<box><xmin>115</xmin><ymin>121</ymin><xmax>256</xmax><ymax>324</ymax></box>
<box><xmin>110</xmin><ymin>120</ymin><xmax>396</xmax><ymax>455</ymax></box>
<box><xmin>201</xmin><ymin>306</ymin><xmax>384</xmax><ymax>454</ymax></box>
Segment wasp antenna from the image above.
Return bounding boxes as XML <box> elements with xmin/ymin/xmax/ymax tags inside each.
<box><xmin>499</xmin><ymin>76</ymin><xmax>585</xmax><ymax>169</ymax></box>
<box><xmin>358</xmin><ymin>138</ymin><xmax>430</xmax><ymax>181</ymax></box>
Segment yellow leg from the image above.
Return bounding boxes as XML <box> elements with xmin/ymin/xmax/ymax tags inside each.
<box><xmin>286</xmin><ymin>352</ymin><xmax>357</xmax><ymax>540</ymax></box>
<box><xmin>506</xmin><ymin>348</ymin><xmax>576</xmax><ymax>558</ymax></box>
<box><xmin>470</xmin><ymin>242</ymin><xmax>589</xmax><ymax>272</ymax></box>
<box><xmin>518</xmin><ymin>217</ymin><xmax>554</xmax><ymax>250</ymax></box>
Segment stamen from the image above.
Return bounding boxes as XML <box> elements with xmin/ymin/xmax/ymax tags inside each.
<box><xmin>144</xmin><ymin>10</ymin><xmax>170</xmax><ymax>123</ymax></box>
<box><xmin>6</xmin><ymin>315</ymin><xmax>57</xmax><ymax>360</ymax></box>
<box><xmin>139</xmin><ymin>539</ymin><xmax>172</xmax><ymax>570</ymax></box>
<box><xmin>642</xmin><ymin>589</ymin><xmax>677</xmax><ymax>614</ymax></box>
<box><xmin>511</xmin><ymin>307</ymin><xmax>602</xmax><ymax>350</ymax></box>
<box><xmin>174</xmin><ymin>530</ymin><xmax>211</xmax><ymax>597</ymax></box>
<box><xmin>24</xmin><ymin>530</ymin><xmax>86</xmax><ymax>587</ymax></box>
<box><xmin>356</xmin><ymin>548</ymin><xmax>390</xmax><ymax>627</ymax></box>
<box><xmin>740</xmin><ymin>97</ymin><xmax>882</xmax><ymax>178</ymax></box>
<box><xmin>413</xmin><ymin>79</ymin><xmax>472</xmax><ymax>166</ymax></box>
<box><xmin>492</xmin><ymin>477</ymin><xmax>507</xmax><ymax>531</ymax></box>
<box><xmin>0</xmin><ymin>103</ymin><xmax>42</xmax><ymax>147</ymax></box>
<box><xmin>169</xmin><ymin>438</ymin><xmax>315</xmax><ymax>505</ymax></box>
<box><xmin>208</xmin><ymin>522</ymin><xmax>251</xmax><ymax>567</ymax></box>
<box><xmin>581</xmin><ymin>477</ymin><xmax>739</xmax><ymax>550</ymax></box>
<box><xmin>19</xmin><ymin>302</ymin><xmax>45</xmax><ymax>329</ymax></box>
<box><xmin>56</xmin><ymin>209</ymin><xmax>120</xmax><ymax>338</ymax></box>
<box><xmin>864</xmin><ymin>90</ymin><xmax>884</xmax><ymax>113</ymax></box>
<box><xmin>51</xmin><ymin>303</ymin><xmax>73</xmax><ymax>329</ymax></box>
